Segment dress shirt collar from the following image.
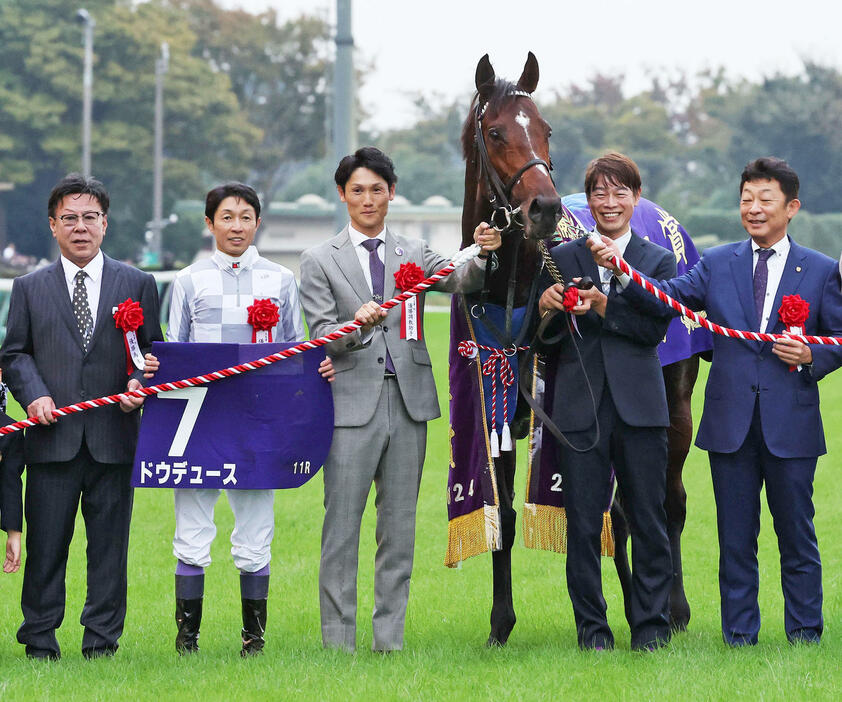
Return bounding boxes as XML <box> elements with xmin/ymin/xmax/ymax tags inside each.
<box><xmin>60</xmin><ymin>249</ymin><xmax>104</xmax><ymax>284</ymax></box>
<box><xmin>212</xmin><ymin>245</ymin><xmax>259</xmax><ymax>274</ymax></box>
<box><xmin>751</xmin><ymin>235</ymin><xmax>790</xmax><ymax>259</ymax></box>
<box><xmin>348</xmin><ymin>224</ymin><xmax>386</xmax><ymax>248</ymax></box>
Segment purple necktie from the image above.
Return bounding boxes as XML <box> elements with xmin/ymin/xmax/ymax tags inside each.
<box><xmin>361</xmin><ymin>238</ymin><xmax>395</xmax><ymax>374</ymax></box>
<box><xmin>753</xmin><ymin>248</ymin><xmax>774</xmax><ymax>330</ymax></box>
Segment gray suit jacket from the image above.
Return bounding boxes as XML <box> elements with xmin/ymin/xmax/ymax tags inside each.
<box><xmin>300</xmin><ymin>226</ymin><xmax>483</xmax><ymax>427</ymax></box>
<box><xmin>0</xmin><ymin>255</ymin><xmax>164</xmax><ymax>465</ymax></box>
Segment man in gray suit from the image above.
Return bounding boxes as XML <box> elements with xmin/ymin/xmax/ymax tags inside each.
<box><xmin>0</xmin><ymin>173</ymin><xmax>163</xmax><ymax>660</ymax></box>
<box><xmin>299</xmin><ymin>147</ymin><xmax>500</xmax><ymax>651</ymax></box>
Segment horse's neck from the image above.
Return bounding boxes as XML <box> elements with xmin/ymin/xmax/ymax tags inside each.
<box><xmin>462</xmin><ymin>170</ymin><xmax>540</xmax><ymax>308</ymax></box>
<box><xmin>461</xmin><ymin>164</ymin><xmax>489</xmax><ymax>248</ymax></box>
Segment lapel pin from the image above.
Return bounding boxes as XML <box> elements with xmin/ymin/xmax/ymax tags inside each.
<box><xmin>395</xmin><ymin>246</ymin><xmax>403</xmax><ymax>256</ymax></box>
<box><xmin>796</xmin><ymin>266</ymin><xmax>802</xmax><ymax>272</ymax></box>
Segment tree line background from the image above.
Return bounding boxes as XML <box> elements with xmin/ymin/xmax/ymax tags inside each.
<box><xmin>2</xmin><ymin>0</ymin><xmax>842</xmax><ymax>267</ymax></box>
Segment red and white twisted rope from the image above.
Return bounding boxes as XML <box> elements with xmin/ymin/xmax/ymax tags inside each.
<box><xmin>611</xmin><ymin>254</ymin><xmax>842</xmax><ymax>346</ymax></box>
<box><xmin>0</xmin><ymin>244</ymin><xmax>483</xmax><ymax>437</ymax></box>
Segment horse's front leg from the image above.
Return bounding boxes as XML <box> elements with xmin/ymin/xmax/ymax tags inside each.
<box><xmin>662</xmin><ymin>356</ymin><xmax>699</xmax><ymax>631</ymax></box>
<box><xmin>488</xmin><ymin>450</ymin><xmax>517</xmax><ymax>646</ymax></box>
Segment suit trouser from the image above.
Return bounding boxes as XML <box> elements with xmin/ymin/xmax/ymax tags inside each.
<box><xmin>319</xmin><ymin>377</ymin><xmax>426</xmax><ymax>651</ymax></box>
<box><xmin>555</xmin><ymin>384</ymin><xmax>672</xmax><ymax>649</ymax></box>
<box><xmin>172</xmin><ymin>488</ymin><xmax>274</xmax><ymax>572</ymax></box>
<box><xmin>709</xmin><ymin>401</ymin><xmax>821</xmax><ymax>645</ymax></box>
<box><xmin>18</xmin><ymin>444</ymin><xmax>133</xmax><ymax>654</ymax></box>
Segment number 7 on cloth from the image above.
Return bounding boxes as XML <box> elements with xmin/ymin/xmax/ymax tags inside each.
<box><xmin>132</xmin><ymin>341</ymin><xmax>334</xmax><ymax>489</ymax></box>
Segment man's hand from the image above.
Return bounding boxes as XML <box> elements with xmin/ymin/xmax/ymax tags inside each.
<box><xmin>143</xmin><ymin>352</ymin><xmax>159</xmax><ymax>379</ymax></box>
<box><xmin>587</xmin><ymin>235</ymin><xmax>622</xmax><ymax>273</ymax></box>
<box><xmin>318</xmin><ymin>356</ymin><xmax>336</xmax><ymax>383</ymax></box>
<box><xmin>354</xmin><ymin>301</ymin><xmax>387</xmax><ymax>333</ymax></box>
<box><xmin>572</xmin><ymin>283</ymin><xmax>608</xmax><ymax>318</ymax></box>
<box><xmin>119</xmin><ymin>378</ymin><xmax>146</xmax><ymax>413</ymax></box>
<box><xmin>4</xmin><ymin>530</ymin><xmax>21</xmax><ymax>573</ymax></box>
<box><xmin>539</xmin><ymin>283</ymin><xmax>568</xmax><ymax>315</ymax></box>
<box><xmin>772</xmin><ymin>337</ymin><xmax>813</xmax><ymax>367</ymax></box>
<box><xmin>27</xmin><ymin>396</ymin><xmax>57</xmax><ymax>425</ymax></box>
<box><xmin>472</xmin><ymin>222</ymin><xmax>502</xmax><ymax>252</ymax></box>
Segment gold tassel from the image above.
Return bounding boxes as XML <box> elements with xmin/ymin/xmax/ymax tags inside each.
<box><xmin>444</xmin><ymin>505</ymin><xmax>501</xmax><ymax>567</ymax></box>
<box><xmin>523</xmin><ymin>503</ymin><xmax>615</xmax><ymax>558</ymax></box>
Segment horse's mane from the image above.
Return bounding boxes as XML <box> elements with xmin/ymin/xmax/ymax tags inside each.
<box><xmin>460</xmin><ymin>77</ymin><xmax>519</xmax><ymax>161</ymax></box>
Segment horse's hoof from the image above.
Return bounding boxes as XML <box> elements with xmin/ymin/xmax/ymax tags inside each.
<box><xmin>487</xmin><ymin>613</ymin><xmax>516</xmax><ymax>647</ymax></box>
<box><xmin>486</xmin><ymin>634</ymin><xmax>506</xmax><ymax>648</ymax></box>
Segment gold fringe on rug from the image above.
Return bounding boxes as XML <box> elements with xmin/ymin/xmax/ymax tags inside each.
<box><xmin>444</xmin><ymin>505</ymin><xmax>501</xmax><ymax>568</ymax></box>
<box><xmin>522</xmin><ymin>503</ymin><xmax>615</xmax><ymax>558</ymax></box>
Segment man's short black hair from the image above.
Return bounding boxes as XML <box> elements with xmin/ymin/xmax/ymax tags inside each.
<box><xmin>47</xmin><ymin>173</ymin><xmax>110</xmax><ymax>218</ymax></box>
<box><xmin>334</xmin><ymin>146</ymin><xmax>398</xmax><ymax>191</ymax></box>
<box><xmin>740</xmin><ymin>157</ymin><xmax>800</xmax><ymax>203</ymax></box>
<box><xmin>205</xmin><ymin>182</ymin><xmax>262</xmax><ymax>220</ymax></box>
<box><xmin>584</xmin><ymin>151</ymin><xmax>642</xmax><ymax>197</ymax></box>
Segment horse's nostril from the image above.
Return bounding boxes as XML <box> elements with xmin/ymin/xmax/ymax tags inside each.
<box><xmin>529</xmin><ymin>196</ymin><xmax>563</xmax><ymax>224</ymax></box>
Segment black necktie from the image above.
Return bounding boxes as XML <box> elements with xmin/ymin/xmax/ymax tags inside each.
<box><xmin>361</xmin><ymin>238</ymin><xmax>395</xmax><ymax>374</ymax></box>
<box><xmin>753</xmin><ymin>248</ymin><xmax>774</xmax><ymax>330</ymax></box>
<box><xmin>73</xmin><ymin>269</ymin><xmax>94</xmax><ymax>350</ymax></box>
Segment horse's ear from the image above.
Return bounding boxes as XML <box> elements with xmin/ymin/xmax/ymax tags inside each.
<box><xmin>516</xmin><ymin>51</ymin><xmax>539</xmax><ymax>93</ymax></box>
<box><xmin>475</xmin><ymin>54</ymin><xmax>495</xmax><ymax>100</ymax></box>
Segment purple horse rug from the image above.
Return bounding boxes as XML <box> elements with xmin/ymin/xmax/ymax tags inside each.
<box><xmin>446</xmin><ymin>198</ymin><xmax>711</xmax><ymax>566</ymax></box>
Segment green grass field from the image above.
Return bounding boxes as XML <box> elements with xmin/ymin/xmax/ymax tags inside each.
<box><xmin>1</xmin><ymin>311</ymin><xmax>841</xmax><ymax>700</ymax></box>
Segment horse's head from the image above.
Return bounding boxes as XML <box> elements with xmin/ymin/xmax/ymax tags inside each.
<box><xmin>462</xmin><ymin>52</ymin><xmax>562</xmax><ymax>241</ymax></box>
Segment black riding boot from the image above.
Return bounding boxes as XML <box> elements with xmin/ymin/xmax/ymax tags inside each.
<box><xmin>240</xmin><ymin>598</ymin><xmax>267</xmax><ymax>656</ymax></box>
<box><xmin>175</xmin><ymin>598</ymin><xmax>203</xmax><ymax>654</ymax></box>
<box><xmin>175</xmin><ymin>573</ymin><xmax>204</xmax><ymax>654</ymax></box>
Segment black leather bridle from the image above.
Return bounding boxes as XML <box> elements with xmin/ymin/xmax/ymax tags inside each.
<box><xmin>473</xmin><ymin>90</ymin><xmax>554</xmax><ymax>234</ymax></box>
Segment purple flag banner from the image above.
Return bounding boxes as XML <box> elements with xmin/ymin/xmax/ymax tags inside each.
<box><xmin>559</xmin><ymin>194</ymin><xmax>713</xmax><ymax>365</ymax></box>
<box><xmin>132</xmin><ymin>341</ymin><xmax>333</xmax><ymax>490</ymax></box>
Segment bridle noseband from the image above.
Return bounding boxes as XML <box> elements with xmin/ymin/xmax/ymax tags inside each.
<box><xmin>474</xmin><ymin>89</ymin><xmax>553</xmax><ymax>234</ymax></box>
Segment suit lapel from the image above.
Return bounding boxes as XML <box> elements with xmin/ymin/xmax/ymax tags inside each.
<box><xmin>624</xmin><ymin>232</ymin><xmax>648</xmax><ymax>271</ymax></box>
<box><xmin>89</xmin><ymin>254</ymin><xmax>121</xmax><ymax>351</ymax></box>
<box><xmin>331</xmin><ymin>227</ymin><xmax>371</xmax><ymax>304</ymax></box>
<box><xmin>573</xmin><ymin>237</ymin><xmax>600</xmax><ymax>287</ymax></box>
<box><xmin>383</xmin><ymin>227</ymin><xmax>399</xmax><ymax>301</ymax></box>
<box><xmin>730</xmin><ymin>240</ymin><xmax>758</xmax><ymax>334</ymax></box>
<box><xmin>47</xmin><ymin>260</ymin><xmax>87</xmax><ymax>347</ymax></box>
<box><xmin>769</xmin><ymin>238</ymin><xmax>808</xmax><ymax>333</ymax></box>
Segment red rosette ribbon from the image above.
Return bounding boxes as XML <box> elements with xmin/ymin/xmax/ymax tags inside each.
<box><xmin>113</xmin><ymin>298</ymin><xmax>145</xmax><ymax>375</ymax></box>
<box><xmin>778</xmin><ymin>294</ymin><xmax>810</xmax><ymax>371</ymax></box>
<box><xmin>562</xmin><ymin>286</ymin><xmax>580</xmax><ymax>312</ymax></box>
<box><xmin>247</xmin><ymin>298</ymin><xmax>280</xmax><ymax>343</ymax></box>
<box><xmin>394</xmin><ymin>262</ymin><xmax>426</xmax><ymax>340</ymax></box>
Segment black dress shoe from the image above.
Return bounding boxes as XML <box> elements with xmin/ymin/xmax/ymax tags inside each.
<box><xmin>82</xmin><ymin>645</ymin><xmax>118</xmax><ymax>660</ymax></box>
<box><xmin>25</xmin><ymin>646</ymin><xmax>60</xmax><ymax>661</ymax></box>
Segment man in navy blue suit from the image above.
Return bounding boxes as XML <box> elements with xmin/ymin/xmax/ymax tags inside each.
<box><xmin>590</xmin><ymin>157</ymin><xmax>842</xmax><ymax>646</ymax></box>
<box><xmin>538</xmin><ymin>152</ymin><xmax>676</xmax><ymax>651</ymax></box>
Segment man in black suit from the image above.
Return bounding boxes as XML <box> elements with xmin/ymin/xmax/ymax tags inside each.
<box><xmin>538</xmin><ymin>152</ymin><xmax>675</xmax><ymax>651</ymax></box>
<box><xmin>0</xmin><ymin>173</ymin><xmax>163</xmax><ymax>660</ymax></box>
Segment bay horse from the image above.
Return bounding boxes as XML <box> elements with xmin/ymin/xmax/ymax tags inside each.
<box><xmin>458</xmin><ymin>53</ymin><xmax>697</xmax><ymax>646</ymax></box>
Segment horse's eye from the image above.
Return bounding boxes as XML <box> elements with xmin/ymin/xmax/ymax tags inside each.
<box><xmin>488</xmin><ymin>127</ymin><xmax>502</xmax><ymax>141</ymax></box>
<box><xmin>548</xmin><ymin>127</ymin><xmax>553</xmax><ymax>138</ymax></box>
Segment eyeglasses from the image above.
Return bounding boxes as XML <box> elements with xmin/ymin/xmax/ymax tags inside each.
<box><xmin>57</xmin><ymin>212</ymin><xmax>104</xmax><ymax>227</ymax></box>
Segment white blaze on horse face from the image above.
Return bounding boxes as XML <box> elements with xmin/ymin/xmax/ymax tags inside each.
<box><xmin>515</xmin><ymin>110</ymin><xmax>549</xmax><ymax>177</ymax></box>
